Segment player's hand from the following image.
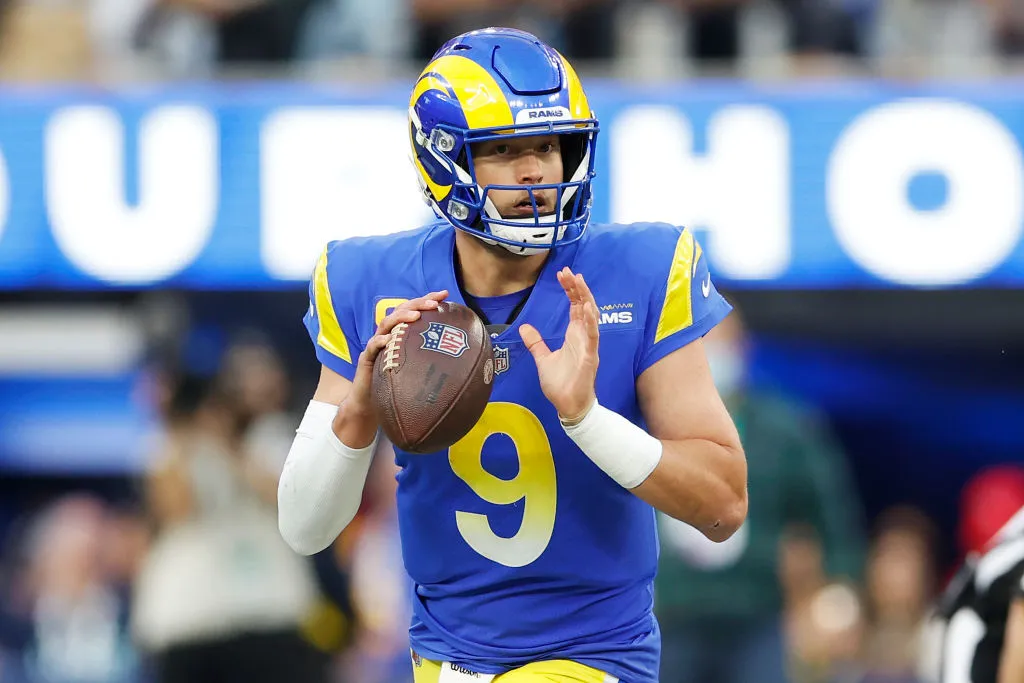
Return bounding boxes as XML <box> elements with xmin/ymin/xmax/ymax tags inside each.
<box><xmin>333</xmin><ymin>290</ymin><xmax>449</xmax><ymax>448</ymax></box>
<box><xmin>518</xmin><ymin>267</ymin><xmax>599</xmax><ymax>423</ymax></box>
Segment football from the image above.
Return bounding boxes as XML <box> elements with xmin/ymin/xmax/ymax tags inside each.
<box><xmin>371</xmin><ymin>302</ymin><xmax>494</xmax><ymax>454</ymax></box>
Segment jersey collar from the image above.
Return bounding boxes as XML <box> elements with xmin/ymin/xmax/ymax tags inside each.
<box><xmin>420</xmin><ymin>225</ymin><xmax>583</xmax><ymax>342</ymax></box>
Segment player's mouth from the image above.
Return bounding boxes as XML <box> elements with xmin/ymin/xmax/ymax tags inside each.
<box><xmin>508</xmin><ymin>195</ymin><xmax>553</xmax><ymax>216</ymax></box>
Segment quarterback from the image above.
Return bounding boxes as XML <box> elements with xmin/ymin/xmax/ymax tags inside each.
<box><xmin>278</xmin><ymin>27</ymin><xmax>748</xmax><ymax>683</ymax></box>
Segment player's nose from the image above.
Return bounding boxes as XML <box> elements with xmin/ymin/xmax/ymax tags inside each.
<box><xmin>516</xmin><ymin>153</ymin><xmax>543</xmax><ymax>185</ymax></box>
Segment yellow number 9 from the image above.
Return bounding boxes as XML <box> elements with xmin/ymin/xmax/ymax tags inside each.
<box><xmin>448</xmin><ymin>402</ymin><xmax>557</xmax><ymax>568</ymax></box>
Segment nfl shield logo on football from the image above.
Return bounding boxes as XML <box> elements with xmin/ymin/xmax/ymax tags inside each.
<box><xmin>420</xmin><ymin>322</ymin><xmax>470</xmax><ymax>357</ymax></box>
<box><xmin>493</xmin><ymin>346</ymin><xmax>510</xmax><ymax>375</ymax></box>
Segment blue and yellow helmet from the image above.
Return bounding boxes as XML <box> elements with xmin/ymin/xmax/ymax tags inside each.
<box><xmin>408</xmin><ymin>27</ymin><xmax>599</xmax><ymax>254</ymax></box>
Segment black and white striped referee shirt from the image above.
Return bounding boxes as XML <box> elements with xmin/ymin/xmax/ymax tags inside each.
<box><xmin>939</xmin><ymin>527</ymin><xmax>1024</xmax><ymax>683</ymax></box>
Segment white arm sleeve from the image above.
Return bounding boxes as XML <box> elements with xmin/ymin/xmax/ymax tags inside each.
<box><xmin>277</xmin><ymin>400</ymin><xmax>378</xmax><ymax>556</ymax></box>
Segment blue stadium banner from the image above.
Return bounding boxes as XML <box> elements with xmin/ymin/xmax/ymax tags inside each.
<box><xmin>1</xmin><ymin>81</ymin><xmax>1023</xmax><ymax>290</ymax></box>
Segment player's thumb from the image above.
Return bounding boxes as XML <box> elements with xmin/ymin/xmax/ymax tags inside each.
<box><xmin>518</xmin><ymin>324</ymin><xmax>551</xmax><ymax>360</ymax></box>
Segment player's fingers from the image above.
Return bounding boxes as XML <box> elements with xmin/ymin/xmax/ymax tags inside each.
<box><xmin>376</xmin><ymin>307</ymin><xmax>421</xmax><ymax>335</ymax></box>
<box><xmin>559</xmin><ymin>270</ymin><xmax>585</xmax><ymax>324</ymax></box>
<box><xmin>582</xmin><ymin>301</ymin><xmax>600</xmax><ymax>344</ymax></box>
<box><xmin>351</xmin><ymin>334</ymin><xmax>391</xmax><ymax>391</ymax></box>
<box><xmin>568</xmin><ymin>269</ymin><xmax>583</xmax><ymax>303</ymax></box>
<box><xmin>403</xmin><ymin>292</ymin><xmax>447</xmax><ymax>313</ymax></box>
<box><xmin>374</xmin><ymin>291</ymin><xmax>450</xmax><ymax>335</ymax></box>
<box><xmin>359</xmin><ymin>332</ymin><xmax>394</xmax><ymax>365</ymax></box>
<box><xmin>557</xmin><ymin>268</ymin><xmax>576</xmax><ymax>301</ymax></box>
<box><xmin>575</xmin><ymin>273</ymin><xmax>597</xmax><ymax>308</ymax></box>
<box><xmin>404</xmin><ymin>291</ymin><xmax>448</xmax><ymax>311</ymax></box>
<box><xmin>351</xmin><ymin>333</ymin><xmax>395</xmax><ymax>399</ymax></box>
<box><xmin>381</xmin><ymin>291</ymin><xmax>448</xmax><ymax>325</ymax></box>
<box><xmin>518</xmin><ymin>324</ymin><xmax>551</xmax><ymax>360</ymax></box>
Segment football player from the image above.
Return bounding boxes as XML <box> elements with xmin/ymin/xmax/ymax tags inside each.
<box><xmin>278</xmin><ymin>27</ymin><xmax>748</xmax><ymax>683</ymax></box>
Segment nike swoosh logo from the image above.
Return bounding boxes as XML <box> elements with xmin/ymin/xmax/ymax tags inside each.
<box><xmin>702</xmin><ymin>275</ymin><xmax>711</xmax><ymax>298</ymax></box>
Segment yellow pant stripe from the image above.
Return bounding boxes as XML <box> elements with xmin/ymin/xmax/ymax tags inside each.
<box><xmin>411</xmin><ymin>652</ymin><xmax>617</xmax><ymax>683</ymax></box>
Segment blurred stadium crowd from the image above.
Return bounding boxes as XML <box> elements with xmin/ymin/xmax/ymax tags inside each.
<box><xmin>0</xmin><ymin>0</ymin><xmax>1022</xmax><ymax>81</ymax></box>
<box><xmin>0</xmin><ymin>1</ymin><xmax>1022</xmax><ymax>683</ymax></box>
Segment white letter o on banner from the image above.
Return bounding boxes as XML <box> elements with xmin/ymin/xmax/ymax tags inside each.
<box><xmin>828</xmin><ymin>99</ymin><xmax>1023</xmax><ymax>286</ymax></box>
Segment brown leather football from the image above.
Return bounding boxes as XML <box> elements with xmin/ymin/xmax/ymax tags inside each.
<box><xmin>371</xmin><ymin>302</ymin><xmax>494</xmax><ymax>454</ymax></box>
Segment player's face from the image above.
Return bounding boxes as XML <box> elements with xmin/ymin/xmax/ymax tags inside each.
<box><xmin>471</xmin><ymin>135</ymin><xmax>563</xmax><ymax>219</ymax></box>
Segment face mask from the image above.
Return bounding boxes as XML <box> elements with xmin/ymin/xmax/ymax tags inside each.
<box><xmin>705</xmin><ymin>345</ymin><xmax>746</xmax><ymax>397</ymax></box>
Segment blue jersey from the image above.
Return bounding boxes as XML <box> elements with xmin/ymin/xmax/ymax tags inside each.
<box><xmin>303</xmin><ymin>221</ymin><xmax>731</xmax><ymax>682</ymax></box>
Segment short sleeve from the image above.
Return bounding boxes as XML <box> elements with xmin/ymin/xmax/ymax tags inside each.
<box><xmin>302</xmin><ymin>242</ymin><xmax>362</xmax><ymax>381</ymax></box>
<box><xmin>637</xmin><ymin>226</ymin><xmax>731</xmax><ymax>374</ymax></box>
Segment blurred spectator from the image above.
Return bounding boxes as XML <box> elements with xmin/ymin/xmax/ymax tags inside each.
<box><xmin>978</xmin><ymin>0</ymin><xmax>1024</xmax><ymax>54</ymax></box>
<box><xmin>88</xmin><ymin>0</ymin><xmax>317</xmax><ymax>76</ymax></box>
<box><xmin>5</xmin><ymin>494</ymin><xmax>142</xmax><ymax>683</ymax></box>
<box><xmin>131</xmin><ymin>374</ymin><xmax>325</xmax><ymax>683</ymax></box>
<box><xmin>412</xmin><ymin>1</ymin><xmax>546</xmax><ymax>62</ymax></box>
<box><xmin>868</xmin><ymin>0</ymin><xmax>993</xmax><ymax>77</ymax></box>
<box><xmin>217</xmin><ymin>334</ymin><xmax>296</xmax><ymax>479</ymax></box>
<box><xmin>0</xmin><ymin>0</ymin><xmax>93</xmax><ymax>80</ymax></box>
<box><xmin>655</xmin><ymin>302</ymin><xmax>866</xmax><ymax>683</ymax></box>
<box><xmin>410</xmin><ymin>1</ymin><xmax>621</xmax><ymax>63</ymax></box>
<box><xmin>185</xmin><ymin>0</ymin><xmax>316</xmax><ymax>64</ymax></box>
<box><xmin>784</xmin><ymin>506</ymin><xmax>936</xmax><ymax>683</ymax></box>
<box><xmin>859</xmin><ymin>507</ymin><xmax>936</xmax><ymax>683</ymax></box>
<box><xmin>548</xmin><ymin>0</ymin><xmax>622</xmax><ymax>61</ymax></box>
<box><xmin>660</xmin><ymin>0</ymin><xmax>750</xmax><ymax>64</ymax></box>
<box><xmin>218</xmin><ymin>334</ymin><xmax>365</xmax><ymax>666</ymax></box>
<box><xmin>787</xmin><ymin>578</ymin><xmax>866</xmax><ymax>683</ymax></box>
<box><xmin>650</xmin><ymin>0</ymin><xmax>870</xmax><ymax>66</ymax></box>
<box><xmin>778</xmin><ymin>0</ymin><xmax>871</xmax><ymax>59</ymax></box>
<box><xmin>294</xmin><ymin>0</ymin><xmax>412</xmax><ymax>60</ymax></box>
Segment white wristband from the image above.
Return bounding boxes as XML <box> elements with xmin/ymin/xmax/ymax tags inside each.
<box><xmin>561</xmin><ymin>401</ymin><xmax>663</xmax><ymax>489</ymax></box>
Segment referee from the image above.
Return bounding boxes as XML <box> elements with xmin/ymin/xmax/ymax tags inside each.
<box><xmin>936</xmin><ymin>504</ymin><xmax>1024</xmax><ymax>683</ymax></box>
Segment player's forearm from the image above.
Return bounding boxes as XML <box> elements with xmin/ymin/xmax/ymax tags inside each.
<box><xmin>277</xmin><ymin>401</ymin><xmax>377</xmax><ymax>556</ymax></box>
<box><xmin>560</xmin><ymin>399</ymin><xmax>747</xmax><ymax>541</ymax></box>
<box><xmin>998</xmin><ymin>598</ymin><xmax>1024</xmax><ymax>683</ymax></box>
<box><xmin>633</xmin><ymin>438</ymin><xmax>748</xmax><ymax>542</ymax></box>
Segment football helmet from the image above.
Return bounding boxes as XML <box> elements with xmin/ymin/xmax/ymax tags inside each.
<box><xmin>408</xmin><ymin>27</ymin><xmax>599</xmax><ymax>255</ymax></box>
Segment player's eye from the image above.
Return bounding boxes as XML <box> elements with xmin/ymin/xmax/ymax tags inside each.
<box><xmin>494</xmin><ymin>144</ymin><xmax>511</xmax><ymax>155</ymax></box>
<box><xmin>538</xmin><ymin>143</ymin><xmax>554</xmax><ymax>154</ymax></box>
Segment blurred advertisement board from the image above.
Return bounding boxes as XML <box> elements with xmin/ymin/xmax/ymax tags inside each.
<box><xmin>0</xmin><ymin>81</ymin><xmax>1023</xmax><ymax>289</ymax></box>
